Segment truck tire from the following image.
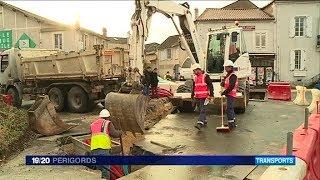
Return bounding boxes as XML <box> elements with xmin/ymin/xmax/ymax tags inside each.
<box><xmin>67</xmin><ymin>86</ymin><xmax>88</xmax><ymax>113</ymax></box>
<box><xmin>48</xmin><ymin>87</ymin><xmax>65</xmax><ymax>112</ymax></box>
<box><xmin>7</xmin><ymin>88</ymin><xmax>22</xmax><ymax>108</ymax></box>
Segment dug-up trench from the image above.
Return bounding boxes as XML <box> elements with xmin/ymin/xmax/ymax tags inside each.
<box><xmin>1</xmin><ymin>96</ymin><xmax>173</xmax><ymax>177</ymax></box>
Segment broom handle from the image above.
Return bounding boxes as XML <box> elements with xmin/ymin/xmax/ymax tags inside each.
<box><xmin>221</xmin><ymin>76</ymin><xmax>224</xmax><ymax>126</ymax></box>
<box><xmin>221</xmin><ymin>95</ymin><xmax>224</xmax><ymax>126</ymax></box>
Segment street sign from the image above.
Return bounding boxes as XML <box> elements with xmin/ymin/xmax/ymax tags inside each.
<box><xmin>0</xmin><ymin>30</ymin><xmax>13</xmax><ymax>50</ymax></box>
<box><xmin>15</xmin><ymin>33</ymin><xmax>36</xmax><ymax>49</ymax></box>
<box><xmin>19</xmin><ymin>39</ymin><xmax>30</xmax><ymax>48</ymax></box>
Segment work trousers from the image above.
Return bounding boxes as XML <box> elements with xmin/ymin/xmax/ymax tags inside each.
<box><xmin>196</xmin><ymin>98</ymin><xmax>207</xmax><ymax>124</ymax></box>
<box><xmin>142</xmin><ymin>85</ymin><xmax>150</xmax><ymax>96</ymax></box>
<box><xmin>226</xmin><ymin>95</ymin><xmax>236</xmax><ymax>122</ymax></box>
<box><xmin>91</xmin><ymin>148</ymin><xmax>110</xmax><ymax>179</ymax></box>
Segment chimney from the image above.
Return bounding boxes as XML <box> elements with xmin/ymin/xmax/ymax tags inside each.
<box><xmin>102</xmin><ymin>27</ymin><xmax>107</xmax><ymax>37</ymax></box>
<box><xmin>194</xmin><ymin>8</ymin><xmax>199</xmax><ymax>20</ymax></box>
<box><xmin>75</xmin><ymin>13</ymin><xmax>80</xmax><ymax>30</ymax></box>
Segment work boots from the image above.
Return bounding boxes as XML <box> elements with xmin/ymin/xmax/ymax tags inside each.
<box><xmin>228</xmin><ymin>118</ymin><xmax>237</xmax><ymax>129</ymax></box>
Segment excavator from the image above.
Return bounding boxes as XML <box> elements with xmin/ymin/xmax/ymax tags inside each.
<box><xmin>29</xmin><ymin>0</ymin><xmax>251</xmax><ymax>135</ymax></box>
<box><xmin>105</xmin><ymin>0</ymin><xmax>252</xmax><ymax>133</ymax></box>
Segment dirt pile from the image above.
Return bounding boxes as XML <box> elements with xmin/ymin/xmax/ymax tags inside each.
<box><xmin>0</xmin><ymin>101</ymin><xmax>36</xmax><ymax>161</ymax></box>
<box><xmin>121</xmin><ymin>132</ymin><xmax>144</xmax><ymax>155</ymax></box>
<box><xmin>145</xmin><ymin>97</ymin><xmax>173</xmax><ymax>130</ymax></box>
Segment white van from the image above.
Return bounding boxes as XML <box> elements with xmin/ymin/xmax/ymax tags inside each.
<box><xmin>179</xmin><ymin>57</ymin><xmax>193</xmax><ymax>80</ymax></box>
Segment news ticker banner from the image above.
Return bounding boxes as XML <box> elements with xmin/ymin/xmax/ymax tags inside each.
<box><xmin>26</xmin><ymin>155</ymin><xmax>295</xmax><ymax>166</ymax></box>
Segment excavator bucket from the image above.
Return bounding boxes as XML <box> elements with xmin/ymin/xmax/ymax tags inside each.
<box><xmin>28</xmin><ymin>95</ymin><xmax>77</xmax><ymax>136</ymax></box>
<box><xmin>105</xmin><ymin>92</ymin><xmax>149</xmax><ymax>134</ymax></box>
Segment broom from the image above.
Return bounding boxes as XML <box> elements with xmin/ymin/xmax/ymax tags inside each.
<box><xmin>216</xmin><ymin>94</ymin><xmax>230</xmax><ymax>132</ymax></box>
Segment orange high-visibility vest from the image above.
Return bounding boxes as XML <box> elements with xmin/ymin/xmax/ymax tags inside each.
<box><xmin>90</xmin><ymin>118</ymin><xmax>112</xmax><ymax>150</ymax></box>
<box><xmin>224</xmin><ymin>73</ymin><xmax>238</xmax><ymax>98</ymax></box>
<box><xmin>194</xmin><ymin>73</ymin><xmax>209</xmax><ymax>99</ymax></box>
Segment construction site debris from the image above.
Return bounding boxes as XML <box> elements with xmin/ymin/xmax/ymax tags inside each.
<box><xmin>28</xmin><ymin>96</ymin><xmax>78</xmax><ymax>136</ymax></box>
<box><xmin>0</xmin><ymin>99</ymin><xmax>36</xmax><ymax>160</ymax></box>
<box><xmin>145</xmin><ymin>97</ymin><xmax>173</xmax><ymax>130</ymax></box>
<box><xmin>121</xmin><ymin>132</ymin><xmax>144</xmax><ymax>155</ymax></box>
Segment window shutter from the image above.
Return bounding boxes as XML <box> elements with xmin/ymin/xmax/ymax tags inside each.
<box><xmin>290</xmin><ymin>50</ymin><xmax>295</xmax><ymax>70</ymax></box>
<box><xmin>261</xmin><ymin>33</ymin><xmax>266</xmax><ymax>48</ymax></box>
<box><xmin>255</xmin><ymin>33</ymin><xmax>260</xmax><ymax>48</ymax></box>
<box><xmin>300</xmin><ymin>49</ymin><xmax>306</xmax><ymax>70</ymax></box>
<box><xmin>306</xmin><ymin>16</ymin><xmax>312</xmax><ymax>37</ymax></box>
<box><xmin>289</xmin><ymin>18</ymin><xmax>295</xmax><ymax>38</ymax></box>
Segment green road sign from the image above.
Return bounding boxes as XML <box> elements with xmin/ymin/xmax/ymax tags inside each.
<box><xmin>0</xmin><ymin>30</ymin><xmax>13</xmax><ymax>50</ymax></box>
<box><xmin>15</xmin><ymin>33</ymin><xmax>36</xmax><ymax>49</ymax></box>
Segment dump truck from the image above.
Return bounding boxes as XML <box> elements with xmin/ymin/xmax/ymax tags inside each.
<box><xmin>0</xmin><ymin>45</ymin><xmax>128</xmax><ymax>112</ymax></box>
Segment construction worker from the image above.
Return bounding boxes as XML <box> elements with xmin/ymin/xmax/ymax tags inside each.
<box><xmin>150</xmin><ymin>68</ymin><xmax>159</xmax><ymax>98</ymax></box>
<box><xmin>164</xmin><ymin>71</ymin><xmax>172</xmax><ymax>80</ymax></box>
<box><xmin>191</xmin><ymin>63</ymin><xmax>214</xmax><ymax>129</ymax></box>
<box><xmin>90</xmin><ymin>109</ymin><xmax>122</xmax><ymax>179</ymax></box>
<box><xmin>221</xmin><ymin>60</ymin><xmax>238</xmax><ymax>129</ymax></box>
<box><xmin>141</xmin><ymin>66</ymin><xmax>151</xmax><ymax>96</ymax></box>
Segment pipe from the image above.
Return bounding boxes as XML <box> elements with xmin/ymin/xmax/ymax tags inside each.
<box><xmin>304</xmin><ymin>108</ymin><xmax>309</xmax><ymax>129</ymax></box>
<box><xmin>286</xmin><ymin>132</ymin><xmax>293</xmax><ymax>155</ymax></box>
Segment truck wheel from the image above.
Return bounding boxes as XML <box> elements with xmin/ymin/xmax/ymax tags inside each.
<box><xmin>67</xmin><ymin>86</ymin><xmax>88</xmax><ymax>113</ymax></box>
<box><xmin>7</xmin><ymin>88</ymin><xmax>22</xmax><ymax>107</ymax></box>
<box><xmin>48</xmin><ymin>87</ymin><xmax>65</xmax><ymax>112</ymax></box>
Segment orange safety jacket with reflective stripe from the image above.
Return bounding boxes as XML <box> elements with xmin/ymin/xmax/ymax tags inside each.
<box><xmin>90</xmin><ymin>118</ymin><xmax>112</xmax><ymax>150</ymax></box>
<box><xmin>194</xmin><ymin>73</ymin><xmax>209</xmax><ymax>99</ymax></box>
<box><xmin>224</xmin><ymin>73</ymin><xmax>238</xmax><ymax>98</ymax></box>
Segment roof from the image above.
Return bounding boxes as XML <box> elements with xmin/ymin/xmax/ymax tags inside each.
<box><xmin>145</xmin><ymin>43</ymin><xmax>160</xmax><ymax>53</ymax></box>
<box><xmin>196</xmin><ymin>8</ymin><xmax>274</xmax><ymax>21</ymax></box>
<box><xmin>0</xmin><ymin>1</ymin><xmax>106</xmax><ymax>39</ymax></box>
<box><xmin>106</xmin><ymin>37</ymin><xmax>127</xmax><ymax>44</ymax></box>
<box><xmin>158</xmin><ymin>35</ymin><xmax>180</xmax><ymax>50</ymax></box>
<box><xmin>223</xmin><ymin>0</ymin><xmax>259</xmax><ymax>9</ymax></box>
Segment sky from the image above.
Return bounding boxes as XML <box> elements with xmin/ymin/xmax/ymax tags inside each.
<box><xmin>6</xmin><ymin>1</ymin><xmax>271</xmax><ymax>43</ymax></box>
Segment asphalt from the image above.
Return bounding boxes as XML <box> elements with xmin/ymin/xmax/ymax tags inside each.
<box><xmin>123</xmin><ymin>94</ymin><xmax>311</xmax><ymax>179</ymax></box>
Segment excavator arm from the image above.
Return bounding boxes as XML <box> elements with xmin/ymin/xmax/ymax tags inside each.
<box><xmin>129</xmin><ymin>0</ymin><xmax>206</xmax><ymax>73</ymax></box>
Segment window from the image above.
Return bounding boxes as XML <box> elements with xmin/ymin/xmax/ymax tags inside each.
<box><xmin>294</xmin><ymin>50</ymin><xmax>301</xmax><ymax>70</ymax></box>
<box><xmin>255</xmin><ymin>32</ymin><xmax>266</xmax><ymax>49</ymax></box>
<box><xmin>295</xmin><ymin>17</ymin><xmax>306</xmax><ymax>37</ymax></box>
<box><xmin>0</xmin><ymin>55</ymin><xmax>9</xmax><ymax>72</ymax></box>
<box><xmin>160</xmin><ymin>49</ymin><xmax>172</xmax><ymax>60</ymax></box>
<box><xmin>94</xmin><ymin>37</ymin><xmax>98</xmax><ymax>45</ymax></box>
<box><xmin>160</xmin><ymin>50</ymin><xmax>166</xmax><ymax>60</ymax></box>
<box><xmin>166</xmin><ymin>49</ymin><xmax>171</xmax><ymax>59</ymax></box>
<box><xmin>82</xmin><ymin>34</ymin><xmax>88</xmax><ymax>50</ymax></box>
<box><xmin>54</xmin><ymin>34</ymin><xmax>62</xmax><ymax>49</ymax></box>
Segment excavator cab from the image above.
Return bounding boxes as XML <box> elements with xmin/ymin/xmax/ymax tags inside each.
<box><xmin>206</xmin><ymin>27</ymin><xmax>250</xmax><ymax>79</ymax></box>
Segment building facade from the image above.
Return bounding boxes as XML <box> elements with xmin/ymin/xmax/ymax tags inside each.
<box><xmin>157</xmin><ymin>35</ymin><xmax>189</xmax><ymax>77</ymax></box>
<box><xmin>145</xmin><ymin>42</ymin><xmax>160</xmax><ymax>69</ymax></box>
<box><xmin>263</xmin><ymin>0</ymin><xmax>320</xmax><ymax>85</ymax></box>
<box><xmin>0</xmin><ymin>1</ymin><xmax>128</xmax><ymax>53</ymax></box>
<box><xmin>195</xmin><ymin>0</ymin><xmax>276</xmax><ymax>88</ymax></box>
<box><xmin>195</xmin><ymin>0</ymin><xmax>320</xmax><ymax>86</ymax></box>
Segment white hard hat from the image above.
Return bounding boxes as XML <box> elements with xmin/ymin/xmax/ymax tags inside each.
<box><xmin>223</xmin><ymin>60</ymin><xmax>234</xmax><ymax>67</ymax></box>
<box><xmin>99</xmin><ymin>109</ymin><xmax>110</xmax><ymax>118</ymax></box>
<box><xmin>191</xmin><ymin>63</ymin><xmax>202</xmax><ymax>70</ymax></box>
